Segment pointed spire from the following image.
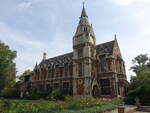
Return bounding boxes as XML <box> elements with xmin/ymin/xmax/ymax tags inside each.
<box><xmin>79</xmin><ymin>2</ymin><xmax>89</xmax><ymax>25</ymax></box>
<box><xmin>80</xmin><ymin>1</ymin><xmax>88</xmax><ymax>18</ymax></box>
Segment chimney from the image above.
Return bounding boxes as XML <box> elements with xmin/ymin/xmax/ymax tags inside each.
<box><xmin>43</xmin><ymin>52</ymin><xmax>47</xmax><ymax>60</ymax></box>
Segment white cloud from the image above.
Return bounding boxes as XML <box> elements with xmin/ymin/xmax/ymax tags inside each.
<box><xmin>112</xmin><ymin>0</ymin><xmax>150</xmax><ymax>6</ymax></box>
<box><xmin>0</xmin><ymin>21</ymin><xmax>46</xmax><ymax>75</ymax></box>
<box><xmin>18</xmin><ymin>1</ymin><xmax>32</xmax><ymax>9</ymax></box>
<box><xmin>112</xmin><ymin>0</ymin><xmax>137</xmax><ymax>5</ymax></box>
<box><xmin>0</xmin><ymin>21</ymin><xmax>44</xmax><ymax>48</ymax></box>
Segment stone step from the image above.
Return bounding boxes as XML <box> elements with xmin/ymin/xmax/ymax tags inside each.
<box><xmin>139</xmin><ymin>106</ymin><xmax>150</xmax><ymax>112</ymax></box>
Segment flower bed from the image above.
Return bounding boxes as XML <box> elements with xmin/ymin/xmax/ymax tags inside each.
<box><xmin>0</xmin><ymin>97</ymin><xmax>122</xmax><ymax>113</ymax></box>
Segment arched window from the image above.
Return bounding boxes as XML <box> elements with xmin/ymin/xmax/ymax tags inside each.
<box><xmin>100</xmin><ymin>79</ymin><xmax>110</xmax><ymax>95</ymax></box>
<box><xmin>99</xmin><ymin>55</ymin><xmax>106</xmax><ymax>72</ymax></box>
<box><xmin>83</xmin><ymin>27</ymin><xmax>87</xmax><ymax>32</ymax></box>
<box><xmin>64</xmin><ymin>63</ymin><xmax>68</xmax><ymax>77</ymax></box>
<box><xmin>37</xmin><ymin>71</ymin><xmax>39</xmax><ymax>80</ymax></box>
<box><xmin>107</xmin><ymin>60</ymin><xmax>112</xmax><ymax>71</ymax></box>
<box><xmin>55</xmin><ymin>65</ymin><xmax>59</xmax><ymax>78</ymax></box>
<box><xmin>48</xmin><ymin>67</ymin><xmax>51</xmax><ymax>79</ymax></box>
<box><xmin>78</xmin><ymin>48</ymin><xmax>83</xmax><ymax>58</ymax></box>
<box><xmin>78</xmin><ymin>63</ymin><xmax>83</xmax><ymax>76</ymax></box>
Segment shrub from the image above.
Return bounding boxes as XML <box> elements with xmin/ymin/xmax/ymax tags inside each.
<box><xmin>111</xmin><ymin>98</ymin><xmax>123</xmax><ymax>105</ymax></box>
<box><xmin>0</xmin><ymin>87</ymin><xmax>20</xmax><ymax>99</ymax></box>
<box><xmin>25</xmin><ymin>88</ymin><xmax>38</xmax><ymax>100</ymax></box>
<box><xmin>125</xmin><ymin>84</ymin><xmax>150</xmax><ymax>105</ymax></box>
<box><xmin>0</xmin><ymin>98</ymin><xmax>12</xmax><ymax>112</ymax></box>
<box><xmin>50</xmin><ymin>89</ymin><xmax>64</xmax><ymax>100</ymax></box>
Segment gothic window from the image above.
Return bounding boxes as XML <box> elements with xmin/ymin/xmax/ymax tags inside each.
<box><xmin>119</xmin><ymin>61</ymin><xmax>122</xmax><ymax>73</ymax></box>
<box><xmin>118</xmin><ymin>82</ymin><xmax>120</xmax><ymax>95</ymax></box>
<box><xmin>92</xmin><ymin>63</ymin><xmax>94</xmax><ymax>71</ymax></box>
<box><xmin>62</xmin><ymin>82</ymin><xmax>70</xmax><ymax>94</ymax></box>
<box><xmin>37</xmin><ymin>71</ymin><xmax>40</xmax><ymax>80</ymax></box>
<box><xmin>91</xmin><ymin>48</ymin><xmax>94</xmax><ymax>57</ymax></box>
<box><xmin>78</xmin><ymin>63</ymin><xmax>83</xmax><ymax>76</ymax></box>
<box><xmin>78</xmin><ymin>48</ymin><xmax>83</xmax><ymax>58</ymax></box>
<box><xmin>55</xmin><ymin>65</ymin><xmax>59</xmax><ymax>78</ymax></box>
<box><xmin>44</xmin><ymin>70</ymin><xmax>47</xmax><ymax>80</ymax></box>
<box><xmin>69</xmin><ymin>65</ymin><xmax>73</xmax><ymax>75</ymax></box>
<box><xmin>83</xmin><ymin>27</ymin><xmax>87</xmax><ymax>32</ymax></box>
<box><xmin>63</xmin><ymin>82</ymin><xmax>69</xmax><ymax>89</ymax></box>
<box><xmin>99</xmin><ymin>55</ymin><xmax>106</xmax><ymax>72</ymax></box>
<box><xmin>116</xmin><ymin>61</ymin><xmax>118</xmax><ymax>73</ymax></box>
<box><xmin>100</xmin><ymin>79</ymin><xmax>110</xmax><ymax>95</ymax></box>
<box><xmin>48</xmin><ymin>67</ymin><xmax>51</xmax><ymax>79</ymax></box>
<box><xmin>64</xmin><ymin>63</ymin><xmax>68</xmax><ymax>77</ymax></box>
<box><xmin>59</xmin><ymin>67</ymin><xmax>63</xmax><ymax>77</ymax></box>
<box><xmin>41</xmin><ymin>69</ymin><xmax>44</xmax><ymax>80</ymax></box>
<box><xmin>108</xmin><ymin>60</ymin><xmax>112</xmax><ymax>71</ymax></box>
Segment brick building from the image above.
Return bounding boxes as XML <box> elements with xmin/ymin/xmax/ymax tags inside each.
<box><xmin>21</xmin><ymin>5</ymin><xmax>127</xmax><ymax>98</ymax></box>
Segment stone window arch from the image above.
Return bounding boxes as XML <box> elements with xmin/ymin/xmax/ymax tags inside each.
<box><xmin>99</xmin><ymin>54</ymin><xmax>106</xmax><ymax>72</ymax></box>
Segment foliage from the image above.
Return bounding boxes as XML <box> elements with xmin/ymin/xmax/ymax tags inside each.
<box><xmin>25</xmin><ymin>89</ymin><xmax>64</xmax><ymax>100</ymax></box>
<box><xmin>130</xmin><ymin>54</ymin><xmax>150</xmax><ymax>74</ymax></box>
<box><xmin>0</xmin><ymin>97</ymin><xmax>121</xmax><ymax>113</ymax></box>
<box><xmin>0</xmin><ymin>81</ymin><xmax>21</xmax><ymax>98</ymax></box>
<box><xmin>0</xmin><ymin>41</ymin><xmax>17</xmax><ymax>93</ymax></box>
<box><xmin>61</xmin><ymin>103</ymin><xmax>117</xmax><ymax>113</ymax></box>
<box><xmin>25</xmin><ymin>88</ymin><xmax>39</xmax><ymax>100</ymax></box>
<box><xmin>64</xmin><ymin>96</ymin><xmax>122</xmax><ymax>110</ymax></box>
<box><xmin>50</xmin><ymin>89</ymin><xmax>65</xmax><ymax>100</ymax></box>
<box><xmin>126</xmin><ymin>54</ymin><xmax>150</xmax><ymax>105</ymax></box>
<box><xmin>18</xmin><ymin>69</ymin><xmax>32</xmax><ymax>81</ymax></box>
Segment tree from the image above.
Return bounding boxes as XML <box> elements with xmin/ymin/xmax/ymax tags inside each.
<box><xmin>0</xmin><ymin>41</ymin><xmax>17</xmax><ymax>93</ymax></box>
<box><xmin>18</xmin><ymin>69</ymin><xmax>32</xmax><ymax>81</ymax></box>
<box><xmin>125</xmin><ymin>54</ymin><xmax>150</xmax><ymax>105</ymax></box>
<box><xmin>130</xmin><ymin>54</ymin><xmax>150</xmax><ymax>74</ymax></box>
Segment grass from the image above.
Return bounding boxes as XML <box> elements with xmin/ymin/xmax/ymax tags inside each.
<box><xmin>61</xmin><ymin>104</ymin><xmax>118</xmax><ymax>113</ymax></box>
<box><xmin>0</xmin><ymin>97</ymin><xmax>122</xmax><ymax>113</ymax></box>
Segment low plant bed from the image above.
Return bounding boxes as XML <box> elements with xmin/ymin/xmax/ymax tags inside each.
<box><xmin>0</xmin><ymin>97</ymin><xmax>122</xmax><ymax>113</ymax></box>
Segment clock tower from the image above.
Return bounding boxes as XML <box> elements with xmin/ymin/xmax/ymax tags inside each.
<box><xmin>73</xmin><ymin>4</ymin><xmax>96</xmax><ymax>96</ymax></box>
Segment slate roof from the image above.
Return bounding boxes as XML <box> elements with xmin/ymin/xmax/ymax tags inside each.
<box><xmin>96</xmin><ymin>40</ymin><xmax>115</xmax><ymax>55</ymax></box>
<box><xmin>37</xmin><ymin>40</ymin><xmax>115</xmax><ymax>68</ymax></box>
<box><xmin>45</xmin><ymin>52</ymin><xmax>73</xmax><ymax>64</ymax></box>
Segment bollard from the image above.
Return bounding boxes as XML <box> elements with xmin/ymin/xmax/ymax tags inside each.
<box><xmin>118</xmin><ymin>102</ymin><xmax>125</xmax><ymax>113</ymax></box>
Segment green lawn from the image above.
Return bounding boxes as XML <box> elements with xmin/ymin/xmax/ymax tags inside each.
<box><xmin>0</xmin><ymin>97</ymin><xmax>121</xmax><ymax>113</ymax></box>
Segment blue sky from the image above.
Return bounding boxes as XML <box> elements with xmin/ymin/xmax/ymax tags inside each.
<box><xmin>0</xmin><ymin>0</ymin><xmax>150</xmax><ymax>80</ymax></box>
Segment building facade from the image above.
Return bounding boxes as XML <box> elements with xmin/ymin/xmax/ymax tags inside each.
<box><xmin>21</xmin><ymin>5</ymin><xmax>127</xmax><ymax>98</ymax></box>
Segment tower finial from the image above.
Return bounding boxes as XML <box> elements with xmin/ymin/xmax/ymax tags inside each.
<box><xmin>83</xmin><ymin>1</ymin><xmax>85</xmax><ymax>7</ymax></box>
<box><xmin>43</xmin><ymin>52</ymin><xmax>47</xmax><ymax>60</ymax></box>
<box><xmin>80</xmin><ymin>1</ymin><xmax>88</xmax><ymax>18</ymax></box>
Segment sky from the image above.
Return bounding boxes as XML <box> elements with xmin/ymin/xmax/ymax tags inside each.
<box><xmin>0</xmin><ymin>0</ymin><xmax>150</xmax><ymax>81</ymax></box>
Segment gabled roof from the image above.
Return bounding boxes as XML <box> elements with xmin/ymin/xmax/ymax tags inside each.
<box><xmin>96</xmin><ymin>40</ymin><xmax>115</xmax><ymax>55</ymax></box>
<box><xmin>46</xmin><ymin>52</ymin><xmax>73</xmax><ymax>64</ymax></box>
<box><xmin>36</xmin><ymin>40</ymin><xmax>115</xmax><ymax>68</ymax></box>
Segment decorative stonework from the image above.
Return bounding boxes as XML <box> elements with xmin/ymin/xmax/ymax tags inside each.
<box><xmin>21</xmin><ymin>4</ymin><xmax>127</xmax><ymax>98</ymax></box>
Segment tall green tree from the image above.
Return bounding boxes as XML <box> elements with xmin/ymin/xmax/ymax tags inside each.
<box><xmin>0</xmin><ymin>41</ymin><xmax>17</xmax><ymax>93</ymax></box>
<box><xmin>130</xmin><ymin>54</ymin><xmax>150</xmax><ymax>74</ymax></box>
<box><xmin>125</xmin><ymin>54</ymin><xmax>150</xmax><ymax>105</ymax></box>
